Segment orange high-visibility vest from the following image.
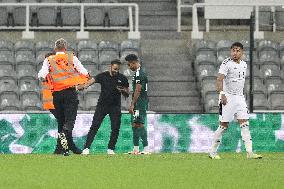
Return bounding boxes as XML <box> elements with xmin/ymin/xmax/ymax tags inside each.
<box><xmin>42</xmin><ymin>74</ymin><xmax>55</xmax><ymax>110</ymax></box>
<box><xmin>48</xmin><ymin>52</ymin><xmax>89</xmax><ymax>92</ymax></box>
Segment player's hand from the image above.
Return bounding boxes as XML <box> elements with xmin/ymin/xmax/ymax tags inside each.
<box><xmin>129</xmin><ymin>105</ymin><xmax>134</xmax><ymax>114</ymax></box>
<box><xmin>220</xmin><ymin>94</ymin><xmax>227</xmax><ymax>105</ymax></box>
<box><xmin>116</xmin><ymin>86</ymin><xmax>124</xmax><ymax>92</ymax></box>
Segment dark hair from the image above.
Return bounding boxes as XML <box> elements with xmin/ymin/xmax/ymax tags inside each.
<box><xmin>125</xmin><ymin>54</ymin><xmax>138</xmax><ymax>62</ymax></box>
<box><xmin>231</xmin><ymin>42</ymin><xmax>243</xmax><ymax>49</ymax></box>
<box><xmin>111</xmin><ymin>59</ymin><xmax>121</xmax><ymax>65</ymax></box>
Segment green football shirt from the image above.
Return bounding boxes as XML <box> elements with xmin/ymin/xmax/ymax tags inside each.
<box><xmin>132</xmin><ymin>67</ymin><xmax>148</xmax><ymax>110</ymax></box>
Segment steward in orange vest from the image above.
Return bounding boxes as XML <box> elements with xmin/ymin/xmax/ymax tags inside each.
<box><xmin>41</xmin><ymin>74</ymin><xmax>55</xmax><ymax>110</ymax></box>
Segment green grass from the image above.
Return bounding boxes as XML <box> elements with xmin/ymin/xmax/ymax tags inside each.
<box><xmin>1</xmin><ymin>153</ymin><xmax>284</xmax><ymax>189</ymax></box>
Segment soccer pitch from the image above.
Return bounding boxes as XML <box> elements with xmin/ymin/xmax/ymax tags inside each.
<box><xmin>1</xmin><ymin>153</ymin><xmax>284</xmax><ymax>189</ymax></box>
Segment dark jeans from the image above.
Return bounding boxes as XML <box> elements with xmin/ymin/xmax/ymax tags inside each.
<box><xmin>85</xmin><ymin>105</ymin><xmax>121</xmax><ymax>150</ymax></box>
<box><xmin>53</xmin><ymin>88</ymin><xmax>79</xmax><ymax>151</ymax></box>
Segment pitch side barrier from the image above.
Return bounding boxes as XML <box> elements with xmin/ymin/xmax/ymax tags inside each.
<box><xmin>0</xmin><ymin>112</ymin><xmax>283</xmax><ymax>153</ymax></box>
<box><xmin>177</xmin><ymin>1</ymin><xmax>284</xmax><ymax>39</ymax></box>
<box><xmin>0</xmin><ymin>2</ymin><xmax>140</xmax><ymax>39</ymax></box>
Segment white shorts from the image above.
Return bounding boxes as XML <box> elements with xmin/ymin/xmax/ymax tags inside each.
<box><xmin>219</xmin><ymin>94</ymin><xmax>249</xmax><ymax>122</ymax></box>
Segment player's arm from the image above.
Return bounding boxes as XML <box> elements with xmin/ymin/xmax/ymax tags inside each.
<box><xmin>77</xmin><ymin>78</ymin><xmax>96</xmax><ymax>90</ymax></box>
<box><xmin>216</xmin><ymin>73</ymin><xmax>227</xmax><ymax>105</ymax></box>
<box><xmin>129</xmin><ymin>84</ymin><xmax>141</xmax><ymax>114</ymax></box>
<box><xmin>117</xmin><ymin>86</ymin><xmax>129</xmax><ymax>98</ymax></box>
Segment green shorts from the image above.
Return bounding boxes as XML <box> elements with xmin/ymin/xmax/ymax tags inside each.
<box><xmin>131</xmin><ymin>109</ymin><xmax>147</xmax><ymax>124</ymax></box>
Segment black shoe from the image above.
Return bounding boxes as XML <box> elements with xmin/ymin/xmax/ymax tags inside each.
<box><xmin>63</xmin><ymin>151</ymin><xmax>70</xmax><ymax>156</ymax></box>
<box><xmin>53</xmin><ymin>145</ymin><xmax>64</xmax><ymax>154</ymax></box>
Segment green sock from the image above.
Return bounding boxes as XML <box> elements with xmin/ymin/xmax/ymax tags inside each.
<box><xmin>132</xmin><ymin>127</ymin><xmax>139</xmax><ymax>146</ymax></box>
<box><xmin>139</xmin><ymin>127</ymin><xmax>148</xmax><ymax>147</ymax></box>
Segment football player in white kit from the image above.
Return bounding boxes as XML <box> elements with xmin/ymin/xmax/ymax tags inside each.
<box><xmin>209</xmin><ymin>42</ymin><xmax>262</xmax><ymax>159</ymax></box>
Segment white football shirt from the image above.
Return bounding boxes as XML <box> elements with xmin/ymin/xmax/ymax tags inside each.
<box><xmin>218</xmin><ymin>58</ymin><xmax>247</xmax><ymax>96</ymax></box>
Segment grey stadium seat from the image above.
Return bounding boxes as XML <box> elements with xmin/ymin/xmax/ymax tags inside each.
<box><xmin>19</xmin><ymin>76</ymin><xmax>39</xmax><ymax>92</ymax></box>
<box><xmin>253</xmin><ymin>92</ymin><xmax>269</xmax><ymax>110</ymax></box>
<box><xmin>85</xmin><ymin>92</ymin><xmax>99</xmax><ymax>110</ymax></box>
<box><xmin>0</xmin><ymin>40</ymin><xmax>14</xmax><ymax>52</ymax></box>
<box><xmin>0</xmin><ymin>91</ymin><xmax>20</xmax><ymax>111</ymax></box>
<box><xmin>217</xmin><ymin>40</ymin><xmax>233</xmax><ymax>52</ymax></box>
<box><xmin>61</xmin><ymin>0</ymin><xmax>81</xmax><ymax>26</ymax></box>
<box><xmin>0</xmin><ymin>53</ymin><xmax>15</xmax><ymax>71</ymax></box>
<box><xmin>266</xmin><ymin>77</ymin><xmax>283</xmax><ymax>95</ymax></box>
<box><xmin>16</xmin><ymin>64</ymin><xmax>37</xmax><ymax>79</ymax></box>
<box><xmin>120</xmin><ymin>40</ymin><xmax>140</xmax><ymax>62</ymax></box>
<box><xmin>83</xmin><ymin>64</ymin><xmax>100</xmax><ymax>78</ymax></box>
<box><xmin>21</xmin><ymin>91</ymin><xmax>42</xmax><ymax>111</ymax></box>
<box><xmin>85</xmin><ymin>81</ymin><xmax>101</xmax><ymax>93</ymax></box>
<box><xmin>0</xmin><ymin>77</ymin><xmax>17</xmax><ymax>94</ymax></box>
<box><xmin>0</xmin><ymin>68</ymin><xmax>16</xmax><ymax>78</ymax></box>
<box><xmin>99</xmin><ymin>41</ymin><xmax>119</xmax><ymax>64</ymax></box>
<box><xmin>15</xmin><ymin>40</ymin><xmax>35</xmax><ymax>53</ymax></box>
<box><xmin>196</xmin><ymin>64</ymin><xmax>217</xmax><ymax>81</ymax></box>
<box><xmin>275</xmin><ymin>6</ymin><xmax>284</xmax><ymax>30</ymax></box>
<box><xmin>77</xmin><ymin>92</ymin><xmax>85</xmax><ymax>110</ymax></box>
<box><xmin>16</xmin><ymin>53</ymin><xmax>36</xmax><ymax>66</ymax></box>
<box><xmin>35</xmin><ymin>41</ymin><xmax>54</xmax><ymax>53</ymax></box>
<box><xmin>78</xmin><ymin>40</ymin><xmax>98</xmax><ymax>52</ymax></box>
<box><xmin>280</xmin><ymin>40</ymin><xmax>284</xmax><ymax>58</ymax></box>
<box><xmin>258</xmin><ymin>40</ymin><xmax>278</xmax><ymax>57</ymax></box>
<box><xmin>201</xmin><ymin>77</ymin><xmax>217</xmax><ymax>97</ymax></box>
<box><xmin>195</xmin><ymin>53</ymin><xmax>216</xmax><ymax>66</ymax></box>
<box><xmin>259</xmin><ymin>53</ymin><xmax>280</xmax><ymax>66</ymax></box>
<box><xmin>244</xmin><ymin>77</ymin><xmax>266</xmax><ymax>96</ymax></box>
<box><xmin>259</xmin><ymin>6</ymin><xmax>273</xmax><ymax>31</ymax></box>
<box><xmin>83</xmin><ymin>0</ymin><xmax>105</xmax><ymax>26</ymax></box>
<box><xmin>109</xmin><ymin>6</ymin><xmax>128</xmax><ymax>26</ymax></box>
<box><xmin>261</xmin><ymin>64</ymin><xmax>281</xmax><ymax>79</ymax></box>
<box><xmin>13</xmin><ymin>0</ymin><xmax>38</xmax><ymax>26</ymax></box>
<box><xmin>269</xmin><ymin>91</ymin><xmax>284</xmax><ymax>110</ymax></box>
<box><xmin>0</xmin><ymin>7</ymin><xmax>8</xmax><ymax>26</ymax></box>
<box><xmin>79</xmin><ymin>51</ymin><xmax>99</xmax><ymax>65</ymax></box>
<box><xmin>194</xmin><ymin>40</ymin><xmax>216</xmax><ymax>56</ymax></box>
<box><xmin>36</xmin><ymin>50</ymin><xmax>50</xmax><ymax>65</ymax></box>
<box><xmin>38</xmin><ymin>0</ymin><xmax>58</xmax><ymax>26</ymax></box>
<box><xmin>67</xmin><ymin>41</ymin><xmax>78</xmax><ymax>54</ymax></box>
<box><xmin>204</xmin><ymin>91</ymin><xmax>219</xmax><ymax>113</ymax></box>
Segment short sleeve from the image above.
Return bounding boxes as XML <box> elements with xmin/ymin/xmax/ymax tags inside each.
<box><xmin>218</xmin><ymin>59</ymin><xmax>229</xmax><ymax>76</ymax></box>
<box><xmin>95</xmin><ymin>73</ymin><xmax>104</xmax><ymax>84</ymax></box>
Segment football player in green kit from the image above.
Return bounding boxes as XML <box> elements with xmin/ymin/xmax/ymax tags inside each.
<box><xmin>125</xmin><ymin>54</ymin><xmax>150</xmax><ymax>155</ymax></box>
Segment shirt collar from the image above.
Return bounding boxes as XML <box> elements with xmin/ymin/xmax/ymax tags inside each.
<box><xmin>56</xmin><ymin>52</ymin><xmax>65</xmax><ymax>55</ymax></box>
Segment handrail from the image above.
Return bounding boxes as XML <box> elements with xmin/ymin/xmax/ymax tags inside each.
<box><xmin>0</xmin><ymin>3</ymin><xmax>140</xmax><ymax>39</ymax></box>
<box><xmin>177</xmin><ymin>1</ymin><xmax>284</xmax><ymax>39</ymax></box>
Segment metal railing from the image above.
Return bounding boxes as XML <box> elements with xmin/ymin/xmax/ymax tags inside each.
<box><xmin>177</xmin><ymin>1</ymin><xmax>284</xmax><ymax>39</ymax></box>
<box><xmin>0</xmin><ymin>3</ymin><xmax>140</xmax><ymax>39</ymax></box>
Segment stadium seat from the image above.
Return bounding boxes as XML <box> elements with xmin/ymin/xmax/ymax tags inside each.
<box><xmin>269</xmin><ymin>91</ymin><xmax>284</xmax><ymax>110</ymax></box>
<box><xmin>0</xmin><ymin>53</ymin><xmax>15</xmax><ymax>71</ymax></box>
<box><xmin>194</xmin><ymin>40</ymin><xmax>216</xmax><ymax>56</ymax></box>
<box><xmin>259</xmin><ymin>52</ymin><xmax>280</xmax><ymax>66</ymax></box>
<box><xmin>244</xmin><ymin>77</ymin><xmax>266</xmax><ymax>96</ymax></box>
<box><xmin>0</xmin><ymin>77</ymin><xmax>17</xmax><ymax>94</ymax></box>
<box><xmin>253</xmin><ymin>92</ymin><xmax>269</xmax><ymax>110</ymax></box>
<box><xmin>280</xmin><ymin>40</ymin><xmax>284</xmax><ymax>58</ymax></box>
<box><xmin>35</xmin><ymin>41</ymin><xmax>54</xmax><ymax>53</ymax></box>
<box><xmin>195</xmin><ymin>53</ymin><xmax>216</xmax><ymax>66</ymax></box>
<box><xmin>38</xmin><ymin>0</ymin><xmax>58</xmax><ymax>26</ymax></box>
<box><xmin>36</xmin><ymin>51</ymin><xmax>50</xmax><ymax>65</ymax></box>
<box><xmin>258</xmin><ymin>40</ymin><xmax>278</xmax><ymax>58</ymax></box>
<box><xmin>15</xmin><ymin>53</ymin><xmax>36</xmax><ymax>66</ymax></box>
<box><xmin>275</xmin><ymin>6</ymin><xmax>284</xmax><ymax>30</ymax></box>
<box><xmin>15</xmin><ymin>40</ymin><xmax>35</xmax><ymax>54</ymax></box>
<box><xmin>0</xmin><ymin>91</ymin><xmax>20</xmax><ymax>111</ymax></box>
<box><xmin>204</xmin><ymin>91</ymin><xmax>218</xmax><ymax>113</ymax></box>
<box><xmin>120</xmin><ymin>40</ymin><xmax>140</xmax><ymax>62</ymax></box>
<box><xmin>108</xmin><ymin>6</ymin><xmax>128</xmax><ymax>26</ymax></box>
<box><xmin>13</xmin><ymin>0</ymin><xmax>38</xmax><ymax>26</ymax></box>
<box><xmin>0</xmin><ymin>68</ymin><xmax>16</xmax><ymax>78</ymax></box>
<box><xmin>266</xmin><ymin>76</ymin><xmax>283</xmax><ymax>95</ymax></box>
<box><xmin>217</xmin><ymin>40</ymin><xmax>233</xmax><ymax>52</ymax></box>
<box><xmin>16</xmin><ymin>64</ymin><xmax>37</xmax><ymax>79</ymax></box>
<box><xmin>61</xmin><ymin>0</ymin><xmax>81</xmax><ymax>26</ymax></box>
<box><xmin>19</xmin><ymin>76</ymin><xmax>39</xmax><ymax>92</ymax></box>
<box><xmin>85</xmin><ymin>82</ymin><xmax>101</xmax><ymax>93</ymax></box>
<box><xmin>21</xmin><ymin>91</ymin><xmax>42</xmax><ymax>111</ymax></box>
<box><xmin>85</xmin><ymin>92</ymin><xmax>99</xmax><ymax>110</ymax></box>
<box><xmin>83</xmin><ymin>0</ymin><xmax>105</xmax><ymax>26</ymax></box>
<box><xmin>201</xmin><ymin>77</ymin><xmax>217</xmax><ymax>97</ymax></box>
<box><xmin>261</xmin><ymin>64</ymin><xmax>281</xmax><ymax>79</ymax></box>
<box><xmin>99</xmin><ymin>41</ymin><xmax>119</xmax><ymax>64</ymax></box>
<box><xmin>0</xmin><ymin>6</ymin><xmax>8</xmax><ymax>26</ymax></box>
<box><xmin>83</xmin><ymin>64</ymin><xmax>100</xmax><ymax>78</ymax></box>
<box><xmin>79</xmin><ymin>51</ymin><xmax>99</xmax><ymax>65</ymax></box>
<box><xmin>0</xmin><ymin>40</ymin><xmax>14</xmax><ymax>52</ymax></box>
<box><xmin>67</xmin><ymin>41</ymin><xmax>78</xmax><ymax>54</ymax></box>
<box><xmin>259</xmin><ymin>6</ymin><xmax>273</xmax><ymax>31</ymax></box>
<box><xmin>196</xmin><ymin>64</ymin><xmax>217</xmax><ymax>81</ymax></box>
<box><xmin>78</xmin><ymin>40</ymin><xmax>98</xmax><ymax>52</ymax></box>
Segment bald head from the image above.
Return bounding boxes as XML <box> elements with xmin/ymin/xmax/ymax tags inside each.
<box><xmin>55</xmin><ymin>38</ymin><xmax>67</xmax><ymax>51</ymax></box>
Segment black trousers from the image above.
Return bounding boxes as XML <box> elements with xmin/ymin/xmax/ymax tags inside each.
<box><xmin>53</xmin><ymin>88</ymin><xmax>79</xmax><ymax>151</ymax></box>
<box><xmin>85</xmin><ymin>105</ymin><xmax>121</xmax><ymax>150</ymax></box>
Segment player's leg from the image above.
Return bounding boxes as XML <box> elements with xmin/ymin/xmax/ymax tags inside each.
<box><xmin>50</xmin><ymin>109</ymin><xmax>63</xmax><ymax>154</ymax></box>
<box><xmin>108</xmin><ymin>106</ymin><xmax>122</xmax><ymax>154</ymax></box>
<box><xmin>236</xmin><ymin>97</ymin><xmax>262</xmax><ymax>159</ymax></box>
<box><xmin>209</xmin><ymin>94</ymin><xmax>234</xmax><ymax>159</ymax></box>
<box><xmin>83</xmin><ymin>105</ymin><xmax>107</xmax><ymax>154</ymax></box>
<box><xmin>136</xmin><ymin>110</ymin><xmax>149</xmax><ymax>154</ymax></box>
<box><xmin>63</xmin><ymin>89</ymin><xmax>81</xmax><ymax>154</ymax></box>
<box><xmin>128</xmin><ymin>111</ymin><xmax>141</xmax><ymax>154</ymax></box>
